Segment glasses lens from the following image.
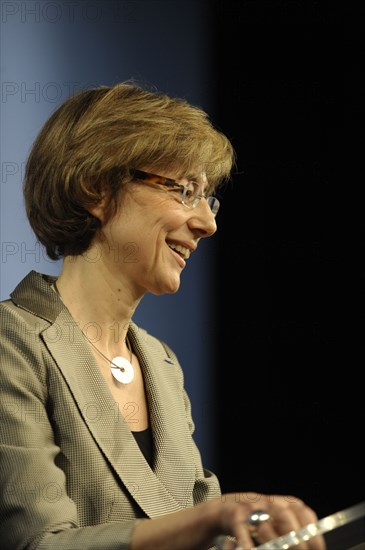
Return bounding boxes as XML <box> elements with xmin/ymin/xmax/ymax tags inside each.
<box><xmin>182</xmin><ymin>182</ymin><xmax>199</xmax><ymax>207</ymax></box>
<box><xmin>207</xmin><ymin>196</ymin><xmax>220</xmax><ymax>216</ymax></box>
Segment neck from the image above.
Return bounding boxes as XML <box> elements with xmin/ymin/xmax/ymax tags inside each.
<box><xmin>54</xmin><ymin>255</ymin><xmax>141</xmax><ymax>354</ymax></box>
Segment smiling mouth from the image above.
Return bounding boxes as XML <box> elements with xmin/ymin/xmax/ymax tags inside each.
<box><xmin>168</xmin><ymin>243</ymin><xmax>191</xmax><ymax>260</ymax></box>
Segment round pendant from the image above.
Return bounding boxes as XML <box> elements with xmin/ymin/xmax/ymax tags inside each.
<box><xmin>110</xmin><ymin>356</ymin><xmax>134</xmax><ymax>384</ymax></box>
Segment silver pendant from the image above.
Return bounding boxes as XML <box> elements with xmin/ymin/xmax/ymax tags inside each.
<box><xmin>110</xmin><ymin>356</ymin><xmax>134</xmax><ymax>384</ymax></box>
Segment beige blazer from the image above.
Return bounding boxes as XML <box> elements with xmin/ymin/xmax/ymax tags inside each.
<box><xmin>0</xmin><ymin>270</ymin><xmax>221</xmax><ymax>550</ymax></box>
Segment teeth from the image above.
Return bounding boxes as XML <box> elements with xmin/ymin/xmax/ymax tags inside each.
<box><xmin>168</xmin><ymin>243</ymin><xmax>191</xmax><ymax>260</ymax></box>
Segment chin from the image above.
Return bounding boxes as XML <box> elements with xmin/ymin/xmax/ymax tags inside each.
<box><xmin>151</xmin><ymin>278</ymin><xmax>181</xmax><ymax>296</ymax></box>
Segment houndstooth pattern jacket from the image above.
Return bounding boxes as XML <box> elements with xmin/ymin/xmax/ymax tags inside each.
<box><xmin>0</xmin><ymin>270</ymin><xmax>221</xmax><ymax>550</ymax></box>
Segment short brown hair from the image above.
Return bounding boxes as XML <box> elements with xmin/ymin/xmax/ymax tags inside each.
<box><xmin>24</xmin><ymin>81</ymin><xmax>235</xmax><ymax>259</ymax></box>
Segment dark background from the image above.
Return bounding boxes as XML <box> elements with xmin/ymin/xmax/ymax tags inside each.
<box><xmin>211</xmin><ymin>0</ymin><xmax>363</xmax><ymax>520</ymax></box>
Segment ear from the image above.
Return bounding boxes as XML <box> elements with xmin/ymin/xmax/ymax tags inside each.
<box><xmin>87</xmin><ymin>194</ymin><xmax>108</xmax><ymax>223</ymax></box>
<box><xmin>88</xmin><ymin>203</ymin><xmax>105</xmax><ymax>222</ymax></box>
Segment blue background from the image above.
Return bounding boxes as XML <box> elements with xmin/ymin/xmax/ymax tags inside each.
<box><xmin>0</xmin><ymin>0</ymin><xmax>217</xmax><ymax>469</ymax></box>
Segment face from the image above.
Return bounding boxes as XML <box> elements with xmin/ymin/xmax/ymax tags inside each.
<box><xmin>91</xmin><ymin>169</ymin><xmax>218</xmax><ymax>297</ymax></box>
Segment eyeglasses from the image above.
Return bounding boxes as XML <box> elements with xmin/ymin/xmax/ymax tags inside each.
<box><xmin>131</xmin><ymin>169</ymin><xmax>220</xmax><ymax>216</ymax></box>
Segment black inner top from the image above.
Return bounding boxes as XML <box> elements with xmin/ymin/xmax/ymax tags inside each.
<box><xmin>132</xmin><ymin>427</ymin><xmax>153</xmax><ymax>467</ymax></box>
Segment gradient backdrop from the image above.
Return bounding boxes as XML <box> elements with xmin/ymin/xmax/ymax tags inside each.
<box><xmin>1</xmin><ymin>0</ymin><xmax>362</xmax><ymax>526</ymax></box>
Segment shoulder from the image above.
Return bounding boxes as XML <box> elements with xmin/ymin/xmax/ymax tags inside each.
<box><xmin>1</xmin><ymin>270</ymin><xmax>63</xmax><ymax>328</ymax></box>
<box><xmin>129</xmin><ymin>321</ymin><xmax>179</xmax><ymax>363</ymax></box>
<box><xmin>0</xmin><ymin>272</ymin><xmax>58</xmax><ymax>384</ymax></box>
<box><xmin>0</xmin><ymin>298</ymin><xmax>50</xmax><ymax>337</ymax></box>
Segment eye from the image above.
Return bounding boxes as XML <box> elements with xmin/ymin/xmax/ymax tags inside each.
<box><xmin>184</xmin><ymin>181</ymin><xmax>198</xmax><ymax>199</ymax></box>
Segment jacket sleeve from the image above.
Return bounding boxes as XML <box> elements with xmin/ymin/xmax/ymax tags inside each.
<box><xmin>0</xmin><ymin>302</ymin><xmax>139</xmax><ymax>550</ymax></box>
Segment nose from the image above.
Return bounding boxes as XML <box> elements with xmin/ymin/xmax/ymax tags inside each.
<box><xmin>187</xmin><ymin>199</ymin><xmax>217</xmax><ymax>238</ymax></box>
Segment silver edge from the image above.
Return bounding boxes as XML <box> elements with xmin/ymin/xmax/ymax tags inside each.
<box><xmin>255</xmin><ymin>501</ymin><xmax>365</xmax><ymax>550</ymax></box>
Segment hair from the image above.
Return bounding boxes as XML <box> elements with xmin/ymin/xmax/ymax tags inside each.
<box><xmin>23</xmin><ymin>81</ymin><xmax>236</xmax><ymax>259</ymax></box>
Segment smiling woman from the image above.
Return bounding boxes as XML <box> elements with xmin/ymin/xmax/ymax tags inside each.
<box><xmin>0</xmin><ymin>81</ymin><xmax>325</xmax><ymax>550</ymax></box>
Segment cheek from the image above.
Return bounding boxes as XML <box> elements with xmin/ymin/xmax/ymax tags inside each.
<box><xmin>160</xmin><ymin>206</ymin><xmax>188</xmax><ymax>230</ymax></box>
<box><xmin>133</xmin><ymin>189</ymin><xmax>186</xmax><ymax>226</ymax></box>
<box><xmin>141</xmin><ymin>209</ymin><xmax>187</xmax><ymax>236</ymax></box>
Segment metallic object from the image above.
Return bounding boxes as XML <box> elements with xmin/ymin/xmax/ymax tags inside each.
<box><xmin>215</xmin><ymin>501</ymin><xmax>365</xmax><ymax>550</ymax></box>
<box><xmin>246</xmin><ymin>510</ymin><xmax>271</xmax><ymax>526</ymax></box>
<box><xmin>255</xmin><ymin>500</ymin><xmax>365</xmax><ymax>550</ymax></box>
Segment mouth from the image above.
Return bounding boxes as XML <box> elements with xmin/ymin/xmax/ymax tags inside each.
<box><xmin>167</xmin><ymin>242</ymin><xmax>191</xmax><ymax>260</ymax></box>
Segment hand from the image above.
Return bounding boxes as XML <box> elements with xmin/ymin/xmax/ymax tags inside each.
<box><xmin>130</xmin><ymin>492</ymin><xmax>325</xmax><ymax>550</ymax></box>
<box><xmin>213</xmin><ymin>492</ymin><xmax>325</xmax><ymax>550</ymax></box>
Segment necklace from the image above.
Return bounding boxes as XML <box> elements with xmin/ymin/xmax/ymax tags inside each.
<box><xmin>53</xmin><ymin>279</ymin><xmax>135</xmax><ymax>384</ymax></box>
<box><xmin>87</xmin><ymin>335</ymin><xmax>135</xmax><ymax>384</ymax></box>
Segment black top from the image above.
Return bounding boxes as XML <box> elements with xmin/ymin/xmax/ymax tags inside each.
<box><xmin>132</xmin><ymin>427</ymin><xmax>153</xmax><ymax>467</ymax></box>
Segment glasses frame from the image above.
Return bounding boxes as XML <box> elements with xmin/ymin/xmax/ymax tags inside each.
<box><xmin>131</xmin><ymin>169</ymin><xmax>220</xmax><ymax>216</ymax></box>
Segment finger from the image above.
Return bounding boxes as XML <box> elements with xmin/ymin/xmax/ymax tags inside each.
<box><xmin>274</xmin><ymin>499</ymin><xmax>325</xmax><ymax>550</ymax></box>
<box><xmin>252</xmin><ymin>505</ymin><xmax>325</xmax><ymax>550</ymax></box>
<box><xmin>213</xmin><ymin>535</ymin><xmax>237</xmax><ymax>550</ymax></box>
<box><xmin>233</xmin><ymin>521</ymin><xmax>259</xmax><ymax>550</ymax></box>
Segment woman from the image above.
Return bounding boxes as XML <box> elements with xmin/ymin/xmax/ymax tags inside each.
<box><xmin>0</xmin><ymin>82</ymin><xmax>324</xmax><ymax>549</ymax></box>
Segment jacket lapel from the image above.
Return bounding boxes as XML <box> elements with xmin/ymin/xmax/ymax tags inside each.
<box><xmin>128</xmin><ymin>324</ymin><xmax>196</xmax><ymax>507</ymax></box>
<box><xmin>12</xmin><ymin>271</ymin><xmax>195</xmax><ymax>518</ymax></box>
